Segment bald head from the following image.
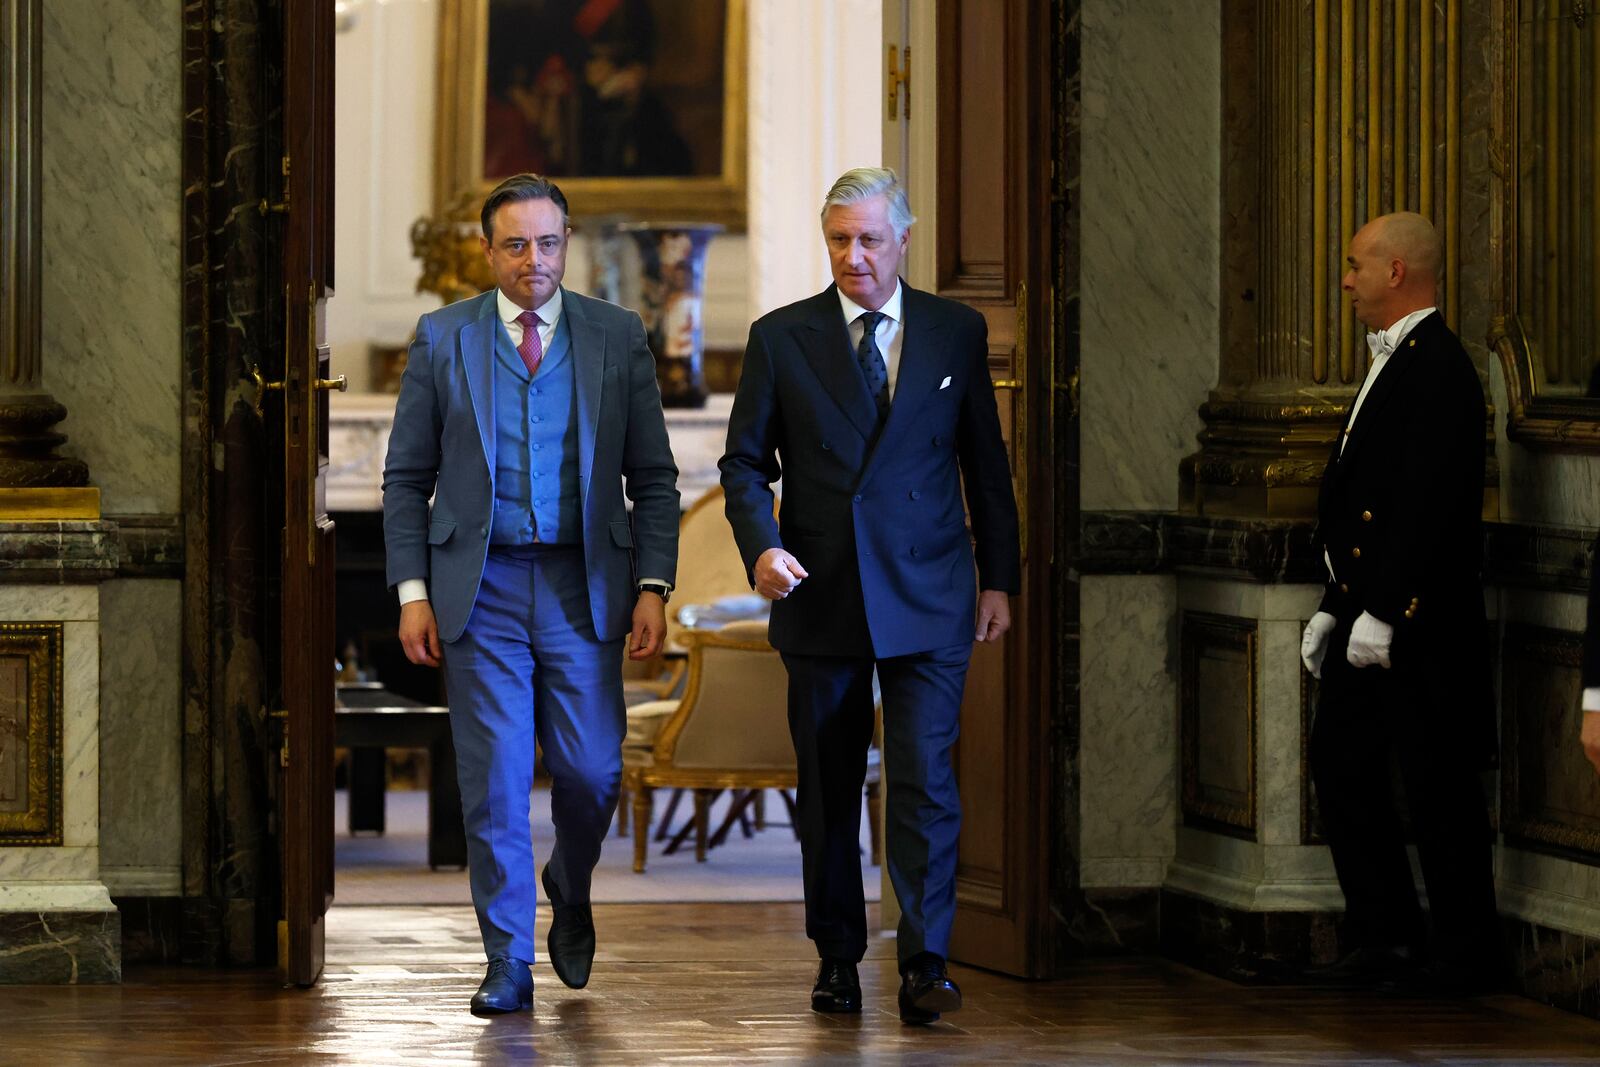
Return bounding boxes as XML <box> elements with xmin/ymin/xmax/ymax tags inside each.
<box><xmin>1343</xmin><ymin>211</ymin><xmax>1443</xmax><ymax>329</ymax></box>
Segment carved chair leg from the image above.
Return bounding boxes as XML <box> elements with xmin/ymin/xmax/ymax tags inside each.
<box><xmin>616</xmin><ymin>785</ymin><xmax>630</xmax><ymax>838</ymax></box>
<box><xmin>654</xmin><ymin>787</ymin><xmax>685</xmax><ymax>842</ymax></box>
<box><xmin>694</xmin><ymin>789</ymin><xmax>713</xmax><ymax>862</ymax></box>
<box><xmin>632</xmin><ymin>785</ymin><xmax>653</xmax><ymax>873</ymax></box>
<box><xmin>865</xmin><ymin>779</ymin><xmax>883</xmax><ymax>867</ymax></box>
<box><xmin>779</xmin><ymin>788</ymin><xmax>800</xmax><ymax>840</ymax></box>
<box><xmin>754</xmin><ymin>788</ymin><xmax>767</xmax><ymax>831</ymax></box>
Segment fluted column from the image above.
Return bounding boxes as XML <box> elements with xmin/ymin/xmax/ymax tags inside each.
<box><xmin>0</xmin><ymin>0</ymin><xmax>90</xmax><ymax>498</ymax></box>
<box><xmin>1185</xmin><ymin>0</ymin><xmax>1468</xmax><ymax>517</ymax></box>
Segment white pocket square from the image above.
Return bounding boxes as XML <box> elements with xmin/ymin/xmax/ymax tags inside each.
<box><xmin>939</xmin><ymin>376</ymin><xmax>952</xmax><ymax>390</ymax></box>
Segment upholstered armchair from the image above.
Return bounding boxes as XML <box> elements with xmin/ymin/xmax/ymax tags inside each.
<box><xmin>623</xmin><ymin>619</ymin><xmax>882</xmax><ymax>873</ymax></box>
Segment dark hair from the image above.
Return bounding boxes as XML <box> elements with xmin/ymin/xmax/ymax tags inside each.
<box><xmin>480</xmin><ymin>174</ymin><xmax>570</xmax><ymax>240</ymax></box>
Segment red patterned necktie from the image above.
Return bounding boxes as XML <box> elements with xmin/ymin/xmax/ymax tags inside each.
<box><xmin>516</xmin><ymin>310</ymin><xmax>544</xmax><ymax>376</ymax></box>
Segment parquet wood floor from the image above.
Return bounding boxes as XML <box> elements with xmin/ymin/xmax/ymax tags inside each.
<box><xmin>1</xmin><ymin>903</ymin><xmax>1597</xmax><ymax>1066</ymax></box>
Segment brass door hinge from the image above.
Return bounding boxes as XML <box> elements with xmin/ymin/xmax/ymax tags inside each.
<box><xmin>886</xmin><ymin>44</ymin><xmax>911</xmax><ymax>120</ymax></box>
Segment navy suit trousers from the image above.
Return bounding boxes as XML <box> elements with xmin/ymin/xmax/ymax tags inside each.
<box><xmin>781</xmin><ymin>643</ymin><xmax>970</xmax><ymax>966</ymax></box>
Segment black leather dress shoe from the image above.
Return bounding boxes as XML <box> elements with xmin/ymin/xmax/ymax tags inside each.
<box><xmin>542</xmin><ymin>864</ymin><xmax>596</xmax><ymax>989</ymax></box>
<box><xmin>1305</xmin><ymin>945</ymin><xmax>1417</xmax><ymax>986</ymax></box>
<box><xmin>1380</xmin><ymin>958</ymin><xmax>1504</xmax><ymax>998</ymax></box>
<box><xmin>898</xmin><ymin>955</ymin><xmax>961</xmax><ymax>1025</ymax></box>
<box><xmin>810</xmin><ymin>958</ymin><xmax>862</xmax><ymax>1014</ymax></box>
<box><xmin>470</xmin><ymin>955</ymin><xmax>533</xmax><ymax>1015</ymax></box>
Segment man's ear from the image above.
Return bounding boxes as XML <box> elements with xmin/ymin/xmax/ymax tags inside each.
<box><xmin>1388</xmin><ymin>258</ymin><xmax>1406</xmax><ymax>288</ymax></box>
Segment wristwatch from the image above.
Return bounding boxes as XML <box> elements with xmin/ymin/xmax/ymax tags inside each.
<box><xmin>639</xmin><ymin>581</ymin><xmax>672</xmax><ymax>604</ymax></box>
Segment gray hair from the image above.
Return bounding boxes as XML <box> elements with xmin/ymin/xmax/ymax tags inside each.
<box><xmin>820</xmin><ymin>167</ymin><xmax>916</xmax><ymax>237</ymax></box>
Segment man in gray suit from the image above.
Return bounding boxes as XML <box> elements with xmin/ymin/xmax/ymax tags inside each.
<box><xmin>383</xmin><ymin>173</ymin><xmax>679</xmax><ymax>1015</ymax></box>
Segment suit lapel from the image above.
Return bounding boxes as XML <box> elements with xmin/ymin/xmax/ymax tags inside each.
<box><xmin>1333</xmin><ymin>312</ymin><xmax>1437</xmax><ymax>477</ymax></box>
<box><xmin>798</xmin><ymin>286</ymin><xmax>879</xmax><ymax>442</ymax></box>
<box><xmin>458</xmin><ymin>292</ymin><xmax>499</xmax><ymax>472</ymax></box>
<box><xmin>563</xmin><ymin>289</ymin><xmax>605</xmax><ymax>499</ymax></box>
<box><xmin>860</xmin><ymin>284</ymin><xmax>946</xmax><ymax>486</ymax></box>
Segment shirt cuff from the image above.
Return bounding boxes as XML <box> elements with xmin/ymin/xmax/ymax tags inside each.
<box><xmin>1584</xmin><ymin>687</ymin><xmax>1600</xmax><ymax>713</ymax></box>
<box><xmin>637</xmin><ymin>578</ymin><xmax>673</xmax><ymax>593</ymax></box>
<box><xmin>396</xmin><ymin>579</ymin><xmax>429</xmax><ymax>605</ymax></box>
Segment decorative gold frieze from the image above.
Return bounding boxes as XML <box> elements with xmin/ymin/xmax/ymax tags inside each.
<box><xmin>0</xmin><ymin>487</ymin><xmax>101</xmax><ymax>520</ymax></box>
<box><xmin>0</xmin><ymin>622</ymin><xmax>63</xmax><ymax>846</ymax></box>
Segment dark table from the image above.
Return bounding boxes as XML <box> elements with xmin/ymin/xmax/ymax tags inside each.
<box><xmin>335</xmin><ymin>684</ymin><xmax>466</xmax><ymax>869</ymax></box>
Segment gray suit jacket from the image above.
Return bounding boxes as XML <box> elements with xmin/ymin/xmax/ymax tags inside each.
<box><xmin>382</xmin><ymin>288</ymin><xmax>680</xmax><ymax>643</ymax></box>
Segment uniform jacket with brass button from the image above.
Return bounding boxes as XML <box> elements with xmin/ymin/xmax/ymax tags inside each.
<box><xmin>720</xmin><ymin>282</ymin><xmax>1021</xmax><ymax>658</ymax></box>
<box><xmin>1312</xmin><ymin>310</ymin><xmax>1493</xmax><ymax>757</ymax></box>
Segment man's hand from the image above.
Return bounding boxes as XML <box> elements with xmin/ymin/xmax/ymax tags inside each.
<box><xmin>754</xmin><ymin>547</ymin><xmax>808</xmax><ymax>600</ymax></box>
<box><xmin>1583</xmin><ymin>712</ymin><xmax>1600</xmax><ymax>778</ymax></box>
<box><xmin>1300</xmin><ymin>611</ymin><xmax>1338</xmax><ymax>679</ymax></box>
<box><xmin>976</xmin><ymin>589</ymin><xmax>1011</xmax><ymax>642</ymax></box>
<box><xmin>629</xmin><ymin>591</ymin><xmax>667</xmax><ymax>660</ymax></box>
<box><xmin>1346</xmin><ymin>610</ymin><xmax>1393</xmax><ymax>669</ymax></box>
<box><xmin>398</xmin><ymin>600</ymin><xmax>441</xmax><ymax>667</ymax></box>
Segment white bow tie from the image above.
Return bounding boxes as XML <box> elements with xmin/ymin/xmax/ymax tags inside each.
<box><xmin>1365</xmin><ymin>331</ymin><xmax>1395</xmax><ymax>360</ymax></box>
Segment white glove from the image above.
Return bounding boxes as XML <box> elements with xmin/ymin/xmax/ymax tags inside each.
<box><xmin>1346</xmin><ymin>610</ymin><xmax>1393</xmax><ymax>669</ymax></box>
<box><xmin>1300</xmin><ymin>611</ymin><xmax>1338</xmax><ymax>679</ymax></box>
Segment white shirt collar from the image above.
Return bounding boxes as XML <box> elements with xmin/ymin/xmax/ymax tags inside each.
<box><xmin>837</xmin><ymin>279</ymin><xmax>903</xmax><ymax>327</ymax></box>
<box><xmin>1366</xmin><ymin>305</ymin><xmax>1435</xmax><ymax>359</ymax></box>
<box><xmin>497</xmin><ymin>285</ymin><xmax>562</xmax><ymax>328</ymax></box>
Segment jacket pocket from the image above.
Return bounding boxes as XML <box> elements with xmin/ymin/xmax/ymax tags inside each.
<box><xmin>609</xmin><ymin>520</ymin><xmax>634</xmax><ymax>548</ymax></box>
<box><xmin>427</xmin><ymin>518</ymin><xmax>457</xmax><ymax>545</ymax></box>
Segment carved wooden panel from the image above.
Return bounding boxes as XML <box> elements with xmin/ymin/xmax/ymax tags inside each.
<box><xmin>1181</xmin><ymin>612</ymin><xmax>1257</xmax><ymax>840</ymax></box>
<box><xmin>1501</xmin><ymin>623</ymin><xmax>1600</xmax><ymax>861</ymax></box>
<box><xmin>0</xmin><ymin>624</ymin><xmax>63</xmax><ymax>845</ymax></box>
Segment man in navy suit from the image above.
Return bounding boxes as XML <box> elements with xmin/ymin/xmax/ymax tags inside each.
<box><xmin>720</xmin><ymin>167</ymin><xmax>1020</xmax><ymax>1024</ymax></box>
<box><xmin>383</xmin><ymin>174</ymin><xmax>679</xmax><ymax>1014</ymax></box>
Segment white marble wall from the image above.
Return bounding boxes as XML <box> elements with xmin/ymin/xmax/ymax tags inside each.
<box><xmin>1079</xmin><ymin>576</ymin><xmax>1178</xmax><ymax>888</ymax></box>
<box><xmin>1080</xmin><ymin>0</ymin><xmax>1220</xmax><ymax>512</ymax></box>
<box><xmin>0</xmin><ymin>586</ymin><xmax>113</xmax><ymax>912</ymax></box>
<box><xmin>97</xmin><ymin>580</ymin><xmax>182</xmax><ymax>896</ymax></box>
<box><xmin>40</xmin><ymin>0</ymin><xmax>182</xmax><ymax>515</ymax></box>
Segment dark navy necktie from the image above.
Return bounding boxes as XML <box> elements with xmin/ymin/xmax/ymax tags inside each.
<box><xmin>855</xmin><ymin>311</ymin><xmax>889</xmax><ymax>421</ymax></box>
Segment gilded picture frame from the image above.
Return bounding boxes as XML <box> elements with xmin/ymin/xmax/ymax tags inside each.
<box><xmin>433</xmin><ymin>0</ymin><xmax>748</xmax><ymax>230</ymax></box>
<box><xmin>0</xmin><ymin>623</ymin><xmax>64</xmax><ymax>847</ymax></box>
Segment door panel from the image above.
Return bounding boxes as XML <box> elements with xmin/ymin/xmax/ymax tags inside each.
<box><xmin>277</xmin><ymin>0</ymin><xmax>338</xmax><ymax>987</ymax></box>
<box><xmin>936</xmin><ymin>0</ymin><xmax>1053</xmax><ymax>979</ymax></box>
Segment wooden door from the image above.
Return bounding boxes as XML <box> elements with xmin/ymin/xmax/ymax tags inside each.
<box><xmin>275</xmin><ymin>0</ymin><xmax>340</xmax><ymax>987</ymax></box>
<box><xmin>933</xmin><ymin>0</ymin><xmax>1054</xmax><ymax>978</ymax></box>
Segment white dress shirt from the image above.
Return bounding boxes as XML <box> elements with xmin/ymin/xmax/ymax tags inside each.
<box><xmin>398</xmin><ymin>285</ymin><xmax>669</xmax><ymax>606</ymax></box>
<box><xmin>497</xmin><ymin>285</ymin><xmax>562</xmax><ymax>354</ymax></box>
<box><xmin>838</xmin><ymin>280</ymin><xmax>905</xmax><ymax>401</ymax></box>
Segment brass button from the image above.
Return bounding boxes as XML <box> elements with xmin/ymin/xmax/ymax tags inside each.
<box><xmin>1351</xmin><ymin>547</ymin><xmax>1361</xmax><ymax>559</ymax></box>
<box><xmin>1404</xmin><ymin>608</ymin><xmax>1415</xmax><ymax>619</ymax></box>
<box><xmin>1361</xmin><ymin>510</ymin><xmax>1373</xmax><ymax>522</ymax></box>
<box><xmin>1409</xmin><ymin>338</ymin><xmax>1417</xmax><ymax>347</ymax></box>
<box><xmin>1339</xmin><ymin>583</ymin><xmax>1349</xmax><ymax>593</ymax></box>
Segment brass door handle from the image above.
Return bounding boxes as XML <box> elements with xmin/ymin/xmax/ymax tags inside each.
<box><xmin>250</xmin><ymin>365</ymin><xmax>287</xmax><ymax>420</ymax></box>
<box><xmin>314</xmin><ymin>375</ymin><xmax>348</xmax><ymax>393</ymax></box>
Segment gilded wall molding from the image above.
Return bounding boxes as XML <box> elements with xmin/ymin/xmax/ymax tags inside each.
<box><xmin>1180</xmin><ymin>611</ymin><xmax>1258</xmax><ymax>839</ymax></box>
<box><xmin>0</xmin><ymin>622</ymin><xmax>63</xmax><ymax>846</ymax></box>
<box><xmin>1500</xmin><ymin>623</ymin><xmax>1600</xmax><ymax>861</ymax></box>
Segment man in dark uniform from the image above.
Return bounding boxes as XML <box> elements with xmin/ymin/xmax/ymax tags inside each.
<box><xmin>1300</xmin><ymin>211</ymin><xmax>1500</xmax><ymax>994</ymax></box>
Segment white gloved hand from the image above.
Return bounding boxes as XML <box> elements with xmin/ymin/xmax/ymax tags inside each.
<box><xmin>1300</xmin><ymin>611</ymin><xmax>1338</xmax><ymax>679</ymax></box>
<box><xmin>1346</xmin><ymin>610</ymin><xmax>1393</xmax><ymax>669</ymax></box>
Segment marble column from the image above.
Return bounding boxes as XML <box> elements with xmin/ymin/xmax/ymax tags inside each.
<box><xmin>0</xmin><ymin>0</ymin><xmax>90</xmax><ymax>502</ymax></box>
<box><xmin>0</xmin><ymin>0</ymin><xmax>118</xmax><ymax>982</ymax></box>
